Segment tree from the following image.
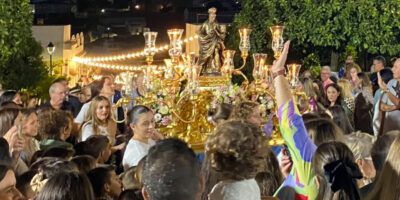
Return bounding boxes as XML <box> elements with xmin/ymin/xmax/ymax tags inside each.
<box><xmin>0</xmin><ymin>0</ymin><xmax>49</xmax><ymax>92</ymax></box>
<box><xmin>227</xmin><ymin>0</ymin><xmax>400</xmax><ymax>72</ymax></box>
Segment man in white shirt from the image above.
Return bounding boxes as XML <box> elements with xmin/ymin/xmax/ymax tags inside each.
<box><xmin>377</xmin><ymin>58</ymin><xmax>400</xmax><ymax>134</ymax></box>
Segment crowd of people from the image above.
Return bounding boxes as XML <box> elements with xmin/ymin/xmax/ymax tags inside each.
<box><xmin>0</xmin><ymin>40</ymin><xmax>400</xmax><ymax>200</ymax></box>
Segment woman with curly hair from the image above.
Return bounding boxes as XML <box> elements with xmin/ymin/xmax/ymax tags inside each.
<box><xmin>38</xmin><ymin>109</ymin><xmax>74</xmax><ymax>151</ymax></box>
<box><xmin>205</xmin><ymin>120</ymin><xmax>269</xmax><ymax>200</ymax></box>
<box><xmin>230</xmin><ymin>101</ymin><xmax>262</xmax><ymax>126</ymax></box>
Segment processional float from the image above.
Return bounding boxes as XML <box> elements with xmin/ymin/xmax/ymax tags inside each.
<box><xmin>115</xmin><ymin>8</ymin><xmax>308</xmax><ymax>152</ymax></box>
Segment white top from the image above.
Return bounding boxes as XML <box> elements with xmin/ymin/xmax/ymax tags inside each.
<box><xmin>208</xmin><ymin>179</ymin><xmax>261</xmax><ymax>200</ymax></box>
<box><xmin>372</xmin><ymin>90</ymin><xmax>383</xmax><ymax>136</ymax></box>
<box><xmin>74</xmin><ymin>101</ymin><xmax>91</xmax><ymax>124</ymax></box>
<box><xmin>122</xmin><ymin>138</ymin><xmax>155</xmax><ymax>170</ymax></box>
<box><xmin>81</xmin><ymin>122</ymin><xmax>111</xmax><ymax>142</ymax></box>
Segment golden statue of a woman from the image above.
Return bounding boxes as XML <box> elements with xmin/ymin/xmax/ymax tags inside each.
<box><xmin>198</xmin><ymin>7</ymin><xmax>225</xmax><ymax>76</ymax></box>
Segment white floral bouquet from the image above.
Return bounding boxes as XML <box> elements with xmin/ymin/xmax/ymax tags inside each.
<box><xmin>150</xmin><ymin>89</ymin><xmax>173</xmax><ymax>127</ymax></box>
<box><xmin>211</xmin><ymin>84</ymin><xmax>245</xmax><ymax>108</ymax></box>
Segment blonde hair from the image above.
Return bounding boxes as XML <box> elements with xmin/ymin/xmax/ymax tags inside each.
<box><xmin>345</xmin><ymin>63</ymin><xmax>362</xmax><ymax>80</ymax></box>
<box><xmin>84</xmin><ymin>96</ymin><xmax>113</xmax><ymax>135</ymax></box>
<box><xmin>337</xmin><ymin>79</ymin><xmax>354</xmax><ymax>100</ymax></box>
<box><xmin>299</xmin><ymin>77</ymin><xmax>316</xmax><ymax>98</ymax></box>
<box><xmin>367</xmin><ymin>136</ymin><xmax>400</xmax><ymax>200</ymax></box>
<box><xmin>344</xmin><ymin>131</ymin><xmax>376</xmax><ymax>160</ymax></box>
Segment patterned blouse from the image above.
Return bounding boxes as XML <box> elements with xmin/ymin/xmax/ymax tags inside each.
<box><xmin>274</xmin><ymin>100</ymin><xmax>318</xmax><ymax>200</ymax></box>
<box><xmin>343</xmin><ymin>97</ymin><xmax>355</xmax><ymax>112</ymax></box>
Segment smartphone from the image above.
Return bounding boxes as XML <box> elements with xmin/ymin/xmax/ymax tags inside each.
<box><xmin>17</xmin><ymin>125</ymin><xmax>22</xmax><ymax>137</ymax></box>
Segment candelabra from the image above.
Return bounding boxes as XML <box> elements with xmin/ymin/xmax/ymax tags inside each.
<box><xmin>223</xmin><ymin>28</ymin><xmax>252</xmax><ymax>85</ymax></box>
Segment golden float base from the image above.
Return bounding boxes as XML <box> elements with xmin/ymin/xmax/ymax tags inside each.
<box><xmin>158</xmin><ymin>75</ymin><xmax>285</xmax><ymax>153</ymax></box>
<box><xmin>158</xmin><ymin>76</ymin><xmax>228</xmax><ymax>153</ymax></box>
<box><xmin>198</xmin><ymin>76</ymin><xmax>228</xmax><ymax>88</ymax></box>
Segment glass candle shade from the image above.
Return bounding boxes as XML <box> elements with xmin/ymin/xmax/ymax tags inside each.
<box><xmin>239</xmin><ymin>28</ymin><xmax>252</xmax><ymax>57</ymax></box>
<box><xmin>270</xmin><ymin>26</ymin><xmax>284</xmax><ymax>59</ymax></box>
<box><xmin>252</xmin><ymin>53</ymin><xmax>268</xmax><ymax>83</ymax></box>
<box><xmin>222</xmin><ymin>50</ymin><xmax>236</xmax><ymax>77</ymax></box>
<box><xmin>143</xmin><ymin>32</ymin><xmax>158</xmax><ymax>56</ymax></box>
<box><xmin>287</xmin><ymin>64</ymin><xmax>301</xmax><ymax>88</ymax></box>
<box><xmin>167</xmin><ymin>29</ymin><xmax>184</xmax><ymax>61</ymax></box>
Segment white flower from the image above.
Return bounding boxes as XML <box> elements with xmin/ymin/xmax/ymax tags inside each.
<box><xmin>267</xmin><ymin>101</ymin><xmax>275</xmax><ymax>109</ymax></box>
<box><xmin>259</xmin><ymin>96</ymin><xmax>267</xmax><ymax>104</ymax></box>
<box><xmin>159</xmin><ymin>106</ymin><xmax>169</xmax><ymax>115</ymax></box>
<box><xmin>154</xmin><ymin>113</ymin><xmax>162</xmax><ymax>122</ymax></box>
<box><xmin>228</xmin><ymin>88</ymin><xmax>236</xmax><ymax>98</ymax></box>
<box><xmin>214</xmin><ymin>90</ymin><xmax>221</xmax><ymax>97</ymax></box>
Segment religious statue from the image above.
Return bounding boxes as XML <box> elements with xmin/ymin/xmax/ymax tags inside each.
<box><xmin>198</xmin><ymin>7</ymin><xmax>226</xmax><ymax>76</ymax></box>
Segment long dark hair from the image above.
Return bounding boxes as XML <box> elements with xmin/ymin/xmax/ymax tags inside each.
<box><xmin>325</xmin><ymin>83</ymin><xmax>342</xmax><ymax>107</ymax></box>
<box><xmin>0</xmin><ymin>91</ymin><xmax>17</xmax><ymax>106</ymax></box>
<box><xmin>0</xmin><ymin>107</ymin><xmax>20</xmax><ymax>137</ymax></box>
<box><xmin>87</xmin><ymin>78</ymin><xmax>106</xmax><ymax>102</ymax></box>
<box><xmin>327</xmin><ymin>105</ymin><xmax>354</xmax><ymax>135</ymax></box>
<box><xmin>312</xmin><ymin>142</ymin><xmax>362</xmax><ymax>200</ymax></box>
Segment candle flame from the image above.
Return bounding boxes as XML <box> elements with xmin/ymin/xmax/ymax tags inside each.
<box><xmin>274</xmin><ymin>29</ymin><xmax>280</xmax><ymax>36</ymax></box>
<box><xmin>260</xmin><ymin>58</ymin><xmax>265</xmax><ymax>65</ymax></box>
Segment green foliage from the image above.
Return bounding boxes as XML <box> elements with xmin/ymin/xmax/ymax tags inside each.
<box><xmin>228</xmin><ymin>0</ymin><xmax>400</xmax><ymax>71</ymax></box>
<box><xmin>302</xmin><ymin>53</ymin><xmax>321</xmax><ymax>79</ymax></box>
<box><xmin>0</xmin><ymin>0</ymin><xmax>33</xmax><ymax>66</ymax></box>
<box><xmin>344</xmin><ymin>46</ymin><xmax>358</xmax><ymax>61</ymax></box>
<box><xmin>0</xmin><ymin>0</ymin><xmax>52</xmax><ymax>98</ymax></box>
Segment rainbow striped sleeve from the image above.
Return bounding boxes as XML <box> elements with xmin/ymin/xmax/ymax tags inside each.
<box><xmin>276</xmin><ymin>100</ymin><xmax>318</xmax><ymax>200</ymax></box>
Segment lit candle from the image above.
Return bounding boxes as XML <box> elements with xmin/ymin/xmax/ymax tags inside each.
<box><xmin>260</xmin><ymin>58</ymin><xmax>265</xmax><ymax>66</ymax></box>
<box><xmin>274</xmin><ymin>29</ymin><xmax>280</xmax><ymax>38</ymax></box>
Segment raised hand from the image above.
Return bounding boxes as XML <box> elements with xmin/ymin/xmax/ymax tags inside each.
<box><xmin>271</xmin><ymin>41</ymin><xmax>291</xmax><ymax>74</ymax></box>
<box><xmin>377</xmin><ymin>71</ymin><xmax>387</xmax><ymax>90</ymax></box>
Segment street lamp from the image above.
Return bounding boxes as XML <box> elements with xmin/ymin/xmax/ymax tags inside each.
<box><xmin>47</xmin><ymin>42</ymin><xmax>55</xmax><ymax>75</ymax></box>
<box><xmin>107</xmin><ymin>27</ymin><xmax>111</xmax><ymax>38</ymax></box>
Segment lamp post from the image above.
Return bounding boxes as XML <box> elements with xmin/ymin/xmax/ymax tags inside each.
<box><xmin>47</xmin><ymin>42</ymin><xmax>55</xmax><ymax>76</ymax></box>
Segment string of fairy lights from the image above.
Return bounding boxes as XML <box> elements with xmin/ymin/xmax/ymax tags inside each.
<box><xmin>72</xmin><ymin>34</ymin><xmax>199</xmax><ymax>72</ymax></box>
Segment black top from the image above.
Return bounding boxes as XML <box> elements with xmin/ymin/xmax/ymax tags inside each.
<box><xmin>67</xmin><ymin>95</ymin><xmax>83</xmax><ymax>117</ymax></box>
<box><xmin>41</xmin><ymin>100</ymin><xmax>74</xmax><ymax>114</ymax></box>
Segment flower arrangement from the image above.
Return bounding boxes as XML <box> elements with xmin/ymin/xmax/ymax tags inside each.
<box><xmin>150</xmin><ymin>88</ymin><xmax>173</xmax><ymax>127</ymax></box>
<box><xmin>252</xmin><ymin>93</ymin><xmax>275</xmax><ymax>117</ymax></box>
<box><xmin>211</xmin><ymin>84</ymin><xmax>245</xmax><ymax>108</ymax></box>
